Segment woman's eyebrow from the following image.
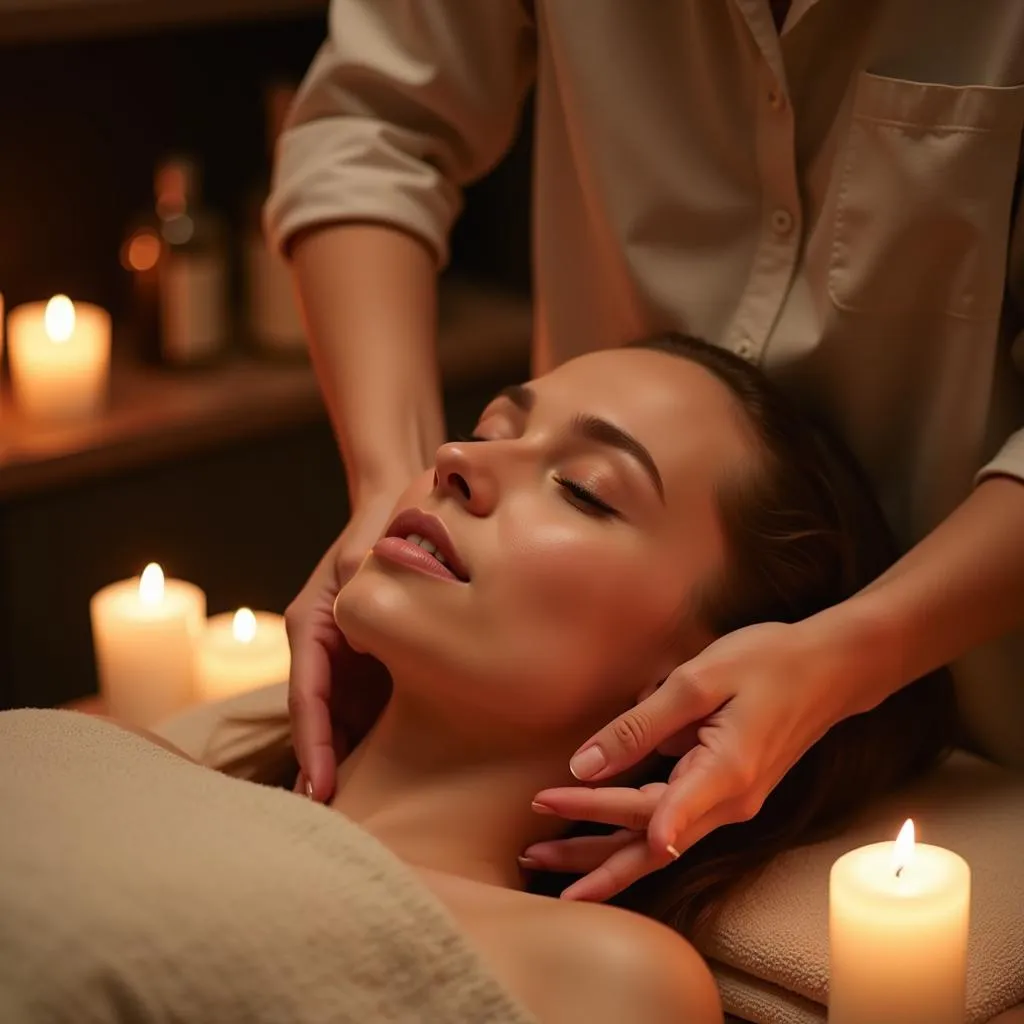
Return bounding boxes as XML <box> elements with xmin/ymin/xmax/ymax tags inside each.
<box><xmin>493</xmin><ymin>384</ymin><xmax>665</xmax><ymax>503</ymax></box>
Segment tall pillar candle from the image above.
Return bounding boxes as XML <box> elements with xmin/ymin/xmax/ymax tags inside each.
<box><xmin>90</xmin><ymin>563</ymin><xmax>206</xmax><ymax>728</ymax></box>
<box><xmin>8</xmin><ymin>295</ymin><xmax>111</xmax><ymax>421</ymax></box>
<box><xmin>829</xmin><ymin>819</ymin><xmax>970</xmax><ymax>1023</ymax></box>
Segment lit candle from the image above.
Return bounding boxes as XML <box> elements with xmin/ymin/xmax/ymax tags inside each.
<box><xmin>90</xmin><ymin>563</ymin><xmax>206</xmax><ymax>728</ymax></box>
<box><xmin>8</xmin><ymin>295</ymin><xmax>111</xmax><ymax>421</ymax></box>
<box><xmin>196</xmin><ymin>607</ymin><xmax>290</xmax><ymax>701</ymax></box>
<box><xmin>829</xmin><ymin>819</ymin><xmax>970</xmax><ymax>1023</ymax></box>
<box><xmin>1</xmin><ymin>290</ymin><xmax>6</xmax><ymax>416</ymax></box>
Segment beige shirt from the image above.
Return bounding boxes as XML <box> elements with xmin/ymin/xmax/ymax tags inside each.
<box><xmin>267</xmin><ymin>0</ymin><xmax>1024</xmax><ymax>765</ymax></box>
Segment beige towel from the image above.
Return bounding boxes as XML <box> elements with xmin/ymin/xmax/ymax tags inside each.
<box><xmin>0</xmin><ymin>709</ymin><xmax>540</xmax><ymax>1024</ymax></box>
<box><xmin>697</xmin><ymin>752</ymin><xmax>1024</xmax><ymax>1024</ymax></box>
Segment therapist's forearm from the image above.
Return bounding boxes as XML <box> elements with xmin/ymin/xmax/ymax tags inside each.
<box><xmin>825</xmin><ymin>476</ymin><xmax>1024</xmax><ymax>716</ymax></box>
<box><xmin>291</xmin><ymin>223</ymin><xmax>447</xmax><ymax>508</ymax></box>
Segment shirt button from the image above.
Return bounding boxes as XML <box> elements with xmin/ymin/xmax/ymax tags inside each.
<box><xmin>768</xmin><ymin>88</ymin><xmax>785</xmax><ymax>111</ymax></box>
<box><xmin>771</xmin><ymin>208</ymin><xmax>794</xmax><ymax>236</ymax></box>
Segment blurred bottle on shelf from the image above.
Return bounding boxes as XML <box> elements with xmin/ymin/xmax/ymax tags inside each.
<box><xmin>122</xmin><ymin>155</ymin><xmax>229</xmax><ymax>368</ymax></box>
<box><xmin>243</xmin><ymin>82</ymin><xmax>306</xmax><ymax>359</ymax></box>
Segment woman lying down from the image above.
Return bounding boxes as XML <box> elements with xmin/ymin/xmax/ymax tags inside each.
<box><xmin>0</xmin><ymin>334</ymin><xmax>956</xmax><ymax>1024</ymax></box>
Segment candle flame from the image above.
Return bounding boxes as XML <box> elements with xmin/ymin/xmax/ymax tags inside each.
<box><xmin>233</xmin><ymin>607</ymin><xmax>257</xmax><ymax>644</ymax></box>
<box><xmin>139</xmin><ymin>562</ymin><xmax>165</xmax><ymax>606</ymax></box>
<box><xmin>892</xmin><ymin>818</ymin><xmax>915</xmax><ymax>878</ymax></box>
<box><xmin>44</xmin><ymin>295</ymin><xmax>76</xmax><ymax>343</ymax></box>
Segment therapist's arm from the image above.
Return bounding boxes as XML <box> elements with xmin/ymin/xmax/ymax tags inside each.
<box><xmin>265</xmin><ymin>0</ymin><xmax>537</xmax><ymax>800</ymax></box>
<box><xmin>290</xmin><ymin>223</ymin><xmax>445</xmax><ymax>505</ymax></box>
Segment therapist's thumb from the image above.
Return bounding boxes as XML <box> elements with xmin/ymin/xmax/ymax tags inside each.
<box><xmin>568</xmin><ymin>665</ymin><xmax>721</xmax><ymax>781</ymax></box>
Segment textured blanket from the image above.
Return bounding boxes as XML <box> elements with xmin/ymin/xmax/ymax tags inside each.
<box><xmin>0</xmin><ymin>709</ymin><xmax>539</xmax><ymax>1024</ymax></box>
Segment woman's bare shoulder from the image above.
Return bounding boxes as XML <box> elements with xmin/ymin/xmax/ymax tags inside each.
<box><xmin>512</xmin><ymin>895</ymin><xmax>723</xmax><ymax>1024</ymax></box>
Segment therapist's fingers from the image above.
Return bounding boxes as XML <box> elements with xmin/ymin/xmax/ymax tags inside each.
<box><xmin>647</xmin><ymin>743</ymin><xmax>750</xmax><ymax>853</ymax></box>
<box><xmin>520</xmin><ymin>830</ymin><xmax>637</xmax><ymax>874</ymax></box>
<box><xmin>568</xmin><ymin>664</ymin><xmax>723</xmax><ymax>781</ymax></box>
<box><xmin>532</xmin><ymin>783</ymin><xmax>668</xmax><ymax>832</ymax></box>
<box><xmin>559</xmin><ymin>836</ymin><xmax>674</xmax><ymax>902</ymax></box>
<box><xmin>286</xmin><ymin>621</ymin><xmax>344</xmax><ymax>803</ymax></box>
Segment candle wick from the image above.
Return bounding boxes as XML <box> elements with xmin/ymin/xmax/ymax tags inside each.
<box><xmin>895</xmin><ymin>865</ymin><xmax>904</xmax><ymax>879</ymax></box>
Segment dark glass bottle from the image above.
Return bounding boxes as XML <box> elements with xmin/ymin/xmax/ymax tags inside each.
<box><xmin>153</xmin><ymin>156</ymin><xmax>230</xmax><ymax>368</ymax></box>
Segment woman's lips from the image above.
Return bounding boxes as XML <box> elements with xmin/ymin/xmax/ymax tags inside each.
<box><xmin>372</xmin><ymin>536</ymin><xmax>464</xmax><ymax>583</ymax></box>
<box><xmin>382</xmin><ymin>508</ymin><xmax>471</xmax><ymax>581</ymax></box>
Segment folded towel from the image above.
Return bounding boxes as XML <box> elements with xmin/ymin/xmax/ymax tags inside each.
<box><xmin>696</xmin><ymin>752</ymin><xmax>1024</xmax><ymax>1024</ymax></box>
<box><xmin>154</xmin><ymin>679</ymin><xmax>291</xmax><ymax>776</ymax></box>
<box><xmin>0</xmin><ymin>709</ymin><xmax>539</xmax><ymax>1024</ymax></box>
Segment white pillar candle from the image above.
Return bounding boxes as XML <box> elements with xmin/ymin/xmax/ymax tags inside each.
<box><xmin>829</xmin><ymin>819</ymin><xmax>970</xmax><ymax>1024</ymax></box>
<box><xmin>90</xmin><ymin>563</ymin><xmax>206</xmax><ymax>729</ymax></box>
<box><xmin>8</xmin><ymin>295</ymin><xmax>111</xmax><ymax>421</ymax></box>
<box><xmin>196</xmin><ymin>608</ymin><xmax>290</xmax><ymax>701</ymax></box>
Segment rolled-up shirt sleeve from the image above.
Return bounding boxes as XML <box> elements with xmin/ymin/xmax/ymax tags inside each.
<box><xmin>976</xmin><ymin>183</ymin><xmax>1024</xmax><ymax>486</ymax></box>
<box><xmin>265</xmin><ymin>0</ymin><xmax>536</xmax><ymax>266</ymax></box>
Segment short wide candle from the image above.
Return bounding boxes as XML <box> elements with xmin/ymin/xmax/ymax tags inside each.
<box><xmin>8</xmin><ymin>295</ymin><xmax>111</xmax><ymax>421</ymax></box>
<box><xmin>196</xmin><ymin>608</ymin><xmax>290</xmax><ymax>701</ymax></box>
<box><xmin>829</xmin><ymin>819</ymin><xmax>970</xmax><ymax>1024</ymax></box>
<box><xmin>90</xmin><ymin>563</ymin><xmax>206</xmax><ymax>729</ymax></box>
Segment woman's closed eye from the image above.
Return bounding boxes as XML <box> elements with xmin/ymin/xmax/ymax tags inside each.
<box><xmin>459</xmin><ymin>431</ymin><xmax>622</xmax><ymax>519</ymax></box>
<box><xmin>554</xmin><ymin>476</ymin><xmax>619</xmax><ymax>518</ymax></box>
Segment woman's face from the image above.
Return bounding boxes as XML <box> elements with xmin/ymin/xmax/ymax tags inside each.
<box><xmin>334</xmin><ymin>348</ymin><xmax>756</xmax><ymax>738</ymax></box>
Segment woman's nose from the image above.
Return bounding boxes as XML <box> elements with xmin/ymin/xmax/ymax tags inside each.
<box><xmin>432</xmin><ymin>441</ymin><xmax>498</xmax><ymax>516</ymax></box>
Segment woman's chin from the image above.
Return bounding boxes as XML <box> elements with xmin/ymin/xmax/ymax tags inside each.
<box><xmin>333</xmin><ymin>571</ymin><xmax>433</xmax><ymax>666</ymax></box>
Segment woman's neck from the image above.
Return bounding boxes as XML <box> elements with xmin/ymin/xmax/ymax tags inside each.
<box><xmin>328</xmin><ymin>690</ymin><xmax>590</xmax><ymax>890</ymax></box>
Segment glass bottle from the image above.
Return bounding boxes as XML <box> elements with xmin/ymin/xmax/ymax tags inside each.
<box><xmin>153</xmin><ymin>156</ymin><xmax>230</xmax><ymax>368</ymax></box>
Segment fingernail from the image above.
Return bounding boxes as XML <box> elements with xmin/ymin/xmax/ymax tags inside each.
<box><xmin>569</xmin><ymin>745</ymin><xmax>606</xmax><ymax>781</ymax></box>
<box><xmin>666</xmin><ymin>843</ymin><xmax>681</xmax><ymax>860</ymax></box>
<box><xmin>518</xmin><ymin>855</ymin><xmax>541</xmax><ymax>869</ymax></box>
<box><xmin>531</xmin><ymin>801</ymin><xmax>555</xmax><ymax>815</ymax></box>
<box><xmin>305</xmin><ymin>778</ymin><xmax>314</xmax><ymax>800</ymax></box>
<box><xmin>559</xmin><ymin>881</ymin><xmax>590</xmax><ymax>901</ymax></box>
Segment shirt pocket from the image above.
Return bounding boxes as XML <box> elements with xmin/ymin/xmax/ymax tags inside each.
<box><xmin>828</xmin><ymin>71</ymin><xmax>1024</xmax><ymax>321</ymax></box>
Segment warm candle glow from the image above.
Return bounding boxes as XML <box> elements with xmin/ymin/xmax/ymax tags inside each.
<box><xmin>91</xmin><ymin>570</ymin><xmax>206</xmax><ymax>728</ymax></box>
<box><xmin>44</xmin><ymin>295</ymin><xmax>76</xmax><ymax>343</ymax></box>
<box><xmin>232</xmin><ymin>607</ymin><xmax>258</xmax><ymax>644</ymax></box>
<box><xmin>138</xmin><ymin>563</ymin><xmax>165</xmax><ymax>606</ymax></box>
<box><xmin>830</xmin><ymin>820</ymin><xmax>971</xmax><ymax>1023</ymax></box>
<box><xmin>8</xmin><ymin>296</ymin><xmax>111</xmax><ymax>421</ymax></box>
<box><xmin>125</xmin><ymin>230</ymin><xmax>162</xmax><ymax>272</ymax></box>
<box><xmin>892</xmin><ymin>818</ymin><xmax>916</xmax><ymax>878</ymax></box>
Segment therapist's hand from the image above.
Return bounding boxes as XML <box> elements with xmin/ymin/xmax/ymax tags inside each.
<box><xmin>285</xmin><ymin>489</ymin><xmax>401</xmax><ymax>803</ymax></box>
<box><xmin>525</xmin><ymin>619</ymin><xmax>858</xmax><ymax>901</ymax></box>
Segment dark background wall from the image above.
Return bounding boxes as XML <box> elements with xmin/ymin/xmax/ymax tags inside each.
<box><xmin>0</xmin><ymin>11</ymin><xmax>532</xmax><ymax>320</ymax></box>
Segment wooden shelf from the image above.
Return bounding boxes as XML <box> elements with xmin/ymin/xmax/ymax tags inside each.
<box><xmin>0</xmin><ymin>0</ymin><xmax>327</xmax><ymax>44</ymax></box>
<box><xmin>0</xmin><ymin>281</ymin><xmax>532</xmax><ymax>501</ymax></box>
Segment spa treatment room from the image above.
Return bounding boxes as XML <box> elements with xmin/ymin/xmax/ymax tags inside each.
<box><xmin>1</xmin><ymin>2</ymin><xmax>1023</xmax><ymax>1022</ymax></box>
